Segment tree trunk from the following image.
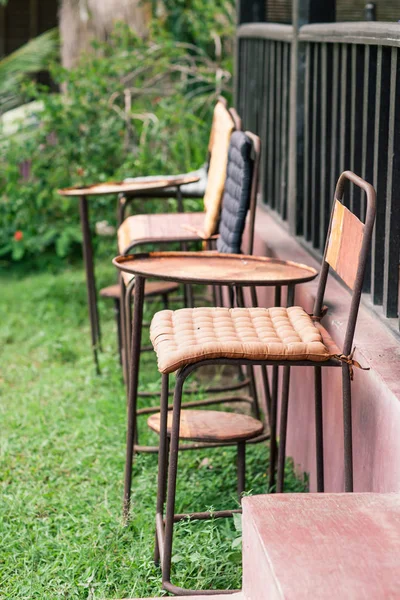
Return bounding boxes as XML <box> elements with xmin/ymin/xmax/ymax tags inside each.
<box><xmin>59</xmin><ymin>0</ymin><xmax>152</xmax><ymax>68</ymax></box>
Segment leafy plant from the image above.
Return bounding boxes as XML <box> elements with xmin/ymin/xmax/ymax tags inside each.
<box><xmin>0</xmin><ymin>17</ymin><xmax>233</xmax><ymax>264</ymax></box>
<box><xmin>0</xmin><ymin>29</ymin><xmax>59</xmax><ymax>115</ymax></box>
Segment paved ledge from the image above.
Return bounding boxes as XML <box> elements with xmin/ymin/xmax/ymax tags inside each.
<box><xmin>242</xmin><ymin>493</ymin><xmax>400</xmax><ymax>599</ymax></box>
<box><xmin>247</xmin><ymin>207</ymin><xmax>400</xmax><ymax>492</ymax></box>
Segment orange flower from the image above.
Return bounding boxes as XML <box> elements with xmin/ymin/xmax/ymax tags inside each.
<box><xmin>14</xmin><ymin>230</ymin><xmax>23</xmax><ymax>242</ymax></box>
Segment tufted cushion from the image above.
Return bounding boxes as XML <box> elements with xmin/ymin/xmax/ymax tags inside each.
<box><xmin>150</xmin><ymin>307</ymin><xmax>340</xmax><ymax>374</ymax></box>
<box><xmin>217</xmin><ymin>132</ymin><xmax>253</xmax><ymax>254</ymax></box>
<box><xmin>202</xmin><ymin>103</ymin><xmax>235</xmax><ymax>238</ymax></box>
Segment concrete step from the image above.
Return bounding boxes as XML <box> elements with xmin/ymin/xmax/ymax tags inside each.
<box><xmin>241</xmin><ymin>493</ymin><xmax>400</xmax><ymax>599</ymax></box>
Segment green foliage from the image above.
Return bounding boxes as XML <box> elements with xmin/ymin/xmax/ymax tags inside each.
<box><xmin>159</xmin><ymin>0</ymin><xmax>235</xmax><ymax>56</ymax></box>
<box><xmin>0</xmin><ymin>15</ymin><xmax>233</xmax><ymax>264</ymax></box>
<box><xmin>0</xmin><ymin>263</ymin><xmax>308</xmax><ymax>598</ymax></box>
<box><xmin>0</xmin><ymin>29</ymin><xmax>59</xmax><ymax>115</ymax></box>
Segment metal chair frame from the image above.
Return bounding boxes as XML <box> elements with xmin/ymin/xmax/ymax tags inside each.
<box><xmin>119</xmin><ymin>132</ymin><xmax>265</xmax><ymax>439</ymax></box>
<box><xmin>100</xmin><ymin>97</ymin><xmax>237</xmax><ymax>366</ymax></box>
<box><xmin>153</xmin><ymin>171</ymin><xmax>376</xmax><ymax>596</ymax></box>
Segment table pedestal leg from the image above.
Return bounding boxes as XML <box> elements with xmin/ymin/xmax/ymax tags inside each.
<box><xmin>79</xmin><ymin>196</ymin><xmax>101</xmax><ymax>373</ymax></box>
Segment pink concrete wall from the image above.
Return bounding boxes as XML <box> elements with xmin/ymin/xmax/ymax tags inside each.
<box><xmin>246</xmin><ymin>207</ymin><xmax>400</xmax><ymax>493</ymax></box>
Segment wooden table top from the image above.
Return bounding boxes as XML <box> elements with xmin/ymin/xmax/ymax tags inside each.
<box><xmin>58</xmin><ymin>175</ymin><xmax>200</xmax><ymax>197</ymax></box>
<box><xmin>113</xmin><ymin>251</ymin><xmax>318</xmax><ymax>286</ymax></box>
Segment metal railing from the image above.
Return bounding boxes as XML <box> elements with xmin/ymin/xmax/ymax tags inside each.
<box><xmin>236</xmin><ymin>21</ymin><xmax>400</xmax><ymax>327</ymax></box>
<box><xmin>236</xmin><ymin>24</ymin><xmax>294</xmax><ymax>221</ymax></box>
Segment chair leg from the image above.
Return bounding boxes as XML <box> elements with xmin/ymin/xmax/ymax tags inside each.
<box><xmin>119</xmin><ymin>276</ymin><xmax>129</xmax><ymax>386</ymax></box>
<box><xmin>342</xmin><ymin>364</ymin><xmax>354</xmax><ymax>492</ymax></box>
<box><xmin>246</xmin><ymin>365</ymin><xmax>261</xmax><ymax>420</ymax></box>
<box><xmin>124</xmin><ymin>278</ymin><xmax>135</xmax><ymax>371</ymax></box>
<box><xmin>314</xmin><ymin>366</ymin><xmax>324</xmax><ymax>492</ymax></box>
<box><xmin>261</xmin><ymin>365</ymin><xmax>272</xmax><ymax>423</ymax></box>
<box><xmin>268</xmin><ymin>365</ymin><xmax>279</xmax><ymax>491</ymax></box>
<box><xmin>123</xmin><ymin>277</ymin><xmax>145</xmax><ymax>520</ymax></box>
<box><xmin>237</xmin><ymin>441</ymin><xmax>246</xmax><ymax>500</ymax></box>
<box><xmin>216</xmin><ymin>285</ymin><xmax>223</xmax><ymax>307</ymax></box>
<box><xmin>154</xmin><ymin>373</ymin><xmax>170</xmax><ymax>566</ymax></box>
<box><xmin>276</xmin><ymin>365</ymin><xmax>291</xmax><ymax>493</ymax></box>
<box><xmin>114</xmin><ymin>298</ymin><xmax>123</xmax><ymax>366</ymax></box>
<box><xmin>162</xmin><ymin>369</ymin><xmax>185</xmax><ymax>587</ymax></box>
<box><xmin>229</xmin><ymin>286</ymin><xmax>247</xmax><ymax>387</ymax></box>
<box><xmin>249</xmin><ymin>287</ymin><xmax>272</xmax><ymax>419</ymax></box>
<box><xmin>161</xmin><ymin>293</ymin><xmax>169</xmax><ymax>310</ymax></box>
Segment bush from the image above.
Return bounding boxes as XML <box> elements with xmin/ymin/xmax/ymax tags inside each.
<box><xmin>0</xmin><ymin>15</ymin><xmax>234</xmax><ymax>264</ymax></box>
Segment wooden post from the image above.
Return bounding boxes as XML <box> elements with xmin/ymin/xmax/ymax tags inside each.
<box><xmin>287</xmin><ymin>0</ymin><xmax>335</xmax><ymax>235</ymax></box>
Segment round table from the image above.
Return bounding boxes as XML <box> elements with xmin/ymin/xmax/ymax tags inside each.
<box><xmin>113</xmin><ymin>250</ymin><xmax>318</xmax><ymax>516</ymax></box>
<box><xmin>58</xmin><ymin>175</ymin><xmax>199</xmax><ymax>371</ymax></box>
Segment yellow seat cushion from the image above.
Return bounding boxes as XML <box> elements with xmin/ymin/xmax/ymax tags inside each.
<box><xmin>202</xmin><ymin>102</ymin><xmax>235</xmax><ymax>238</ymax></box>
<box><xmin>150</xmin><ymin>306</ymin><xmax>340</xmax><ymax>374</ymax></box>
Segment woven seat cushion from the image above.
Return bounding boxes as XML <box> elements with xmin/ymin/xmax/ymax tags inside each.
<box><xmin>217</xmin><ymin>132</ymin><xmax>254</xmax><ymax>254</ymax></box>
<box><xmin>150</xmin><ymin>306</ymin><xmax>341</xmax><ymax>374</ymax></box>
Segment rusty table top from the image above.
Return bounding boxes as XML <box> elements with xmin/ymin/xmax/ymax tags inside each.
<box><xmin>58</xmin><ymin>174</ymin><xmax>200</xmax><ymax>197</ymax></box>
<box><xmin>112</xmin><ymin>251</ymin><xmax>318</xmax><ymax>286</ymax></box>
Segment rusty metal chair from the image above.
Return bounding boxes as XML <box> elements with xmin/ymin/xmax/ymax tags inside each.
<box><xmin>118</xmin><ymin>103</ymin><xmax>241</xmax><ymax>372</ymax></box>
<box><xmin>148</xmin><ymin>171</ymin><xmax>376</xmax><ymax>595</ymax></box>
<box><xmin>101</xmin><ymin>98</ymin><xmax>240</xmax><ymax>364</ymax></box>
<box><xmin>127</xmin><ymin>129</ymin><xmax>261</xmax><ymax>403</ymax></box>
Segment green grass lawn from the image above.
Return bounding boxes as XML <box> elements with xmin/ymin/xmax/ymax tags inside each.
<box><xmin>0</xmin><ymin>260</ymin><xmax>307</xmax><ymax>599</ymax></box>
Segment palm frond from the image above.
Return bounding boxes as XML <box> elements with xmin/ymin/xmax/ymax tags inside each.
<box><xmin>0</xmin><ymin>29</ymin><xmax>59</xmax><ymax>114</ymax></box>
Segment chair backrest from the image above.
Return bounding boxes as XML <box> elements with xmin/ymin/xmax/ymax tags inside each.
<box><xmin>313</xmin><ymin>171</ymin><xmax>376</xmax><ymax>355</ymax></box>
<box><xmin>202</xmin><ymin>101</ymin><xmax>239</xmax><ymax>238</ymax></box>
<box><xmin>207</xmin><ymin>98</ymin><xmax>241</xmax><ymax>159</ymax></box>
<box><xmin>216</xmin><ymin>130</ymin><xmax>261</xmax><ymax>256</ymax></box>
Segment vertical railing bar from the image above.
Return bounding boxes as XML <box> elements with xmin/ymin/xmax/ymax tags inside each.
<box><xmin>350</xmin><ymin>44</ymin><xmax>357</xmax><ymax>212</ymax></box>
<box><xmin>319</xmin><ymin>43</ymin><xmax>328</xmax><ymax>253</ymax></box>
<box><xmin>303</xmin><ymin>42</ymin><xmax>311</xmax><ymax>241</ymax></box>
<box><xmin>281</xmin><ymin>42</ymin><xmax>289</xmax><ymax>221</ymax></box>
<box><xmin>372</xmin><ymin>45</ymin><xmax>390</xmax><ymax>306</ymax></box>
<box><xmin>311</xmin><ymin>43</ymin><xmax>321</xmax><ymax>248</ymax></box>
<box><xmin>330</xmin><ymin>43</ymin><xmax>340</xmax><ymax>210</ymax></box>
<box><xmin>339</xmin><ymin>44</ymin><xmax>348</xmax><ymax>178</ymax></box>
<box><xmin>241</xmin><ymin>39</ymin><xmax>247</xmax><ymax>124</ymax></box>
<box><xmin>275</xmin><ymin>42</ymin><xmax>283</xmax><ymax>215</ymax></box>
<box><xmin>383</xmin><ymin>47</ymin><xmax>400</xmax><ymax>319</ymax></box>
<box><xmin>254</xmin><ymin>39</ymin><xmax>260</xmax><ymax>132</ymax></box>
<box><xmin>267</xmin><ymin>41</ymin><xmax>276</xmax><ymax>209</ymax></box>
<box><xmin>361</xmin><ymin>45</ymin><xmax>370</xmax><ymax>222</ymax></box>
<box><xmin>250</xmin><ymin>39</ymin><xmax>258</xmax><ymax>132</ymax></box>
<box><xmin>361</xmin><ymin>44</ymin><xmax>377</xmax><ymax>294</ymax></box>
<box><xmin>351</xmin><ymin>45</ymin><xmax>365</xmax><ymax>219</ymax></box>
<box><xmin>244</xmin><ymin>39</ymin><xmax>251</xmax><ymax>128</ymax></box>
<box><xmin>260</xmin><ymin>39</ymin><xmax>270</xmax><ymax>206</ymax></box>
<box><xmin>256</xmin><ymin>38</ymin><xmax>265</xmax><ymax>136</ymax></box>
